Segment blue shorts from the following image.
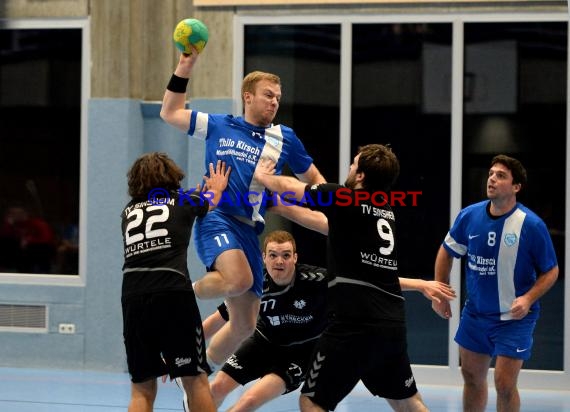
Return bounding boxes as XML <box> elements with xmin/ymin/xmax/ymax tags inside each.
<box><xmin>455</xmin><ymin>308</ymin><xmax>536</xmax><ymax>360</ymax></box>
<box><xmin>193</xmin><ymin>211</ymin><xmax>263</xmax><ymax>297</ymax></box>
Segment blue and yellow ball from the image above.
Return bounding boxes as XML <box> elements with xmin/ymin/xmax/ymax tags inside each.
<box><xmin>173</xmin><ymin>18</ymin><xmax>209</xmax><ymax>55</ymax></box>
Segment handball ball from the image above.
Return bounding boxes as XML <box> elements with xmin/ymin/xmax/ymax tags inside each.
<box><xmin>173</xmin><ymin>18</ymin><xmax>209</xmax><ymax>55</ymax></box>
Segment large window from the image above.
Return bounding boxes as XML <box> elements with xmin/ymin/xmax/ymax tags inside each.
<box><xmin>0</xmin><ymin>22</ymin><xmax>85</xmax><ymax>278</ymax></box>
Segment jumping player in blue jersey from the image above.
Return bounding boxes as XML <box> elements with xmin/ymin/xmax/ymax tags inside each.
<box><xmin>433</xmin><ymin>154</ymin><xmax>559</xmax><ymax>412</ymax></box>
<box><xmin>160</xmin><ymin>47</ymin><xmax>326</xmax><ymax>371</ymax></box>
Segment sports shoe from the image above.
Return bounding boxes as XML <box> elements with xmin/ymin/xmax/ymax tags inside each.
<box><xmin>174</xmin><ymin>377</ymin><xmax>190</xmax><ymax>412</ymax></box>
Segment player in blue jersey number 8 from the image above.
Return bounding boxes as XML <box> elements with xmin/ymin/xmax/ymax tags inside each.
<box><xmin>433</xmin><ymin>154</ymin><xmax>559</xmax><ymax>412</ymax></box>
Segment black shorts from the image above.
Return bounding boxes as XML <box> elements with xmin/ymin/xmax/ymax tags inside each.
<box><xmin>221</xmin><ymin>331</ymin><xmax>316</xmax><ymax>393</ymax></box>
<box><xmin>122</xmin><ymin>290</ymin><xmax>211</xmax><ymax>383</ymax></box>
<box><xmin>300</xmin><ymin>321</ymin><xmax>418</xmax><ymax>411</ymax></box>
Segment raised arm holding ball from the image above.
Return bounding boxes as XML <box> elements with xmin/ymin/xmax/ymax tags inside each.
<box><xmin>160</xmin><ymin>18</ymin><xmax>326</xmax><ymax>379</ymax></box>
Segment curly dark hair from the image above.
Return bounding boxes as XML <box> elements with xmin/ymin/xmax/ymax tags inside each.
<box><xmin>127</xmin><ymin>152</ymin><xmax>185</xmax><ymax>198</ymax></box>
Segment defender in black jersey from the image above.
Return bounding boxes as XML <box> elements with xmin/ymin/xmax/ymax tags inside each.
<box><xmin>207</xmin><ymin>231</ymin><xmax>327</xmax><ymax>411</ymax></box>
<box><xmin>254</xmin><ymin>145</ymin><xmax>433</xmax><ymax>411</ymax></box>
<box><xmin>121</xmin><ymin>153</ymin><xmax>229</xmax><ymax>412</ymax></box>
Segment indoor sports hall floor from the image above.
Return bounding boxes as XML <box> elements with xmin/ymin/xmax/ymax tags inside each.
<box><xmin>1</xmin><ymin>367</ymin><xmax>570</xmax><ymax>411</ymax></box>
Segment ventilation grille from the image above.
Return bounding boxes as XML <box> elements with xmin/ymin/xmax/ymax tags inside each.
<box><xmin>0</xmin><ymin>304</ymin><xmax>47</xmax><ymax>332</ymax></box>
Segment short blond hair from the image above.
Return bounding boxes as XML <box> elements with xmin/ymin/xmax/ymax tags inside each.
<box><xmin>241</xmin><ymin>71</ymin><xmax>281</xmax><ymax>105</ymax></box>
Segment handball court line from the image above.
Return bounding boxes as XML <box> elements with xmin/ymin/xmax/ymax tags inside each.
<box><xmin>0</xmin><ymin>367</ymin><xmax>569</xmax><ymax>411</ymax></box>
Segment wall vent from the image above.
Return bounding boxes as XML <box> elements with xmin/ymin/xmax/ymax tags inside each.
<box><xmin>0</xmin><ymin>304</ymin><xmax>48</xmax><ymax>333</ymax></box>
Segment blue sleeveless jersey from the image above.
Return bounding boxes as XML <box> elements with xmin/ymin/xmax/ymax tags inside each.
<box><xmin>443</xmin><ymin>201</ymin><xmax>557</xmax><ymax>321</ymax></box>
<box><xmin>189</xmin><ymin>112</ymin><xmax>314</xmax><ymax>233</ymax></box>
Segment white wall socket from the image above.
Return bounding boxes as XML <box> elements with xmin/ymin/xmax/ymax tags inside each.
<box><xmin>58</xmin><ymin>323</ymin><xmax>76</xmax><ymax>334</ymax></box>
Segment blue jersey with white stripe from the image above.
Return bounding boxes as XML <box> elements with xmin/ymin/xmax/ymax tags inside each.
<box><xmin>443</xmin><ymin>200</ymin><xmax>557</xmax><ymax>321</ymax></box>
<box><xmin>188</xmin><ymin>112</ymin><xmax>314</xmax><ymax>233</ymax></box>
